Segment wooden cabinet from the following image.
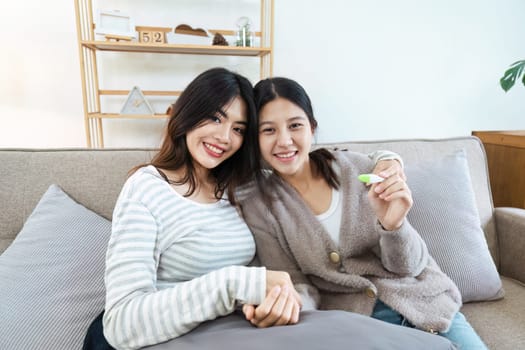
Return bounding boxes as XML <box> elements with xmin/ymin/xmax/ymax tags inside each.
<box><xmin>74</xmin><ymin>0</ymin><xmax>274</xmax><ymax>148</ymax></box>
<box><xmin>472</xmin><ymin>130</ymin><xmax>525</xmax><ymax>209</ymax></box>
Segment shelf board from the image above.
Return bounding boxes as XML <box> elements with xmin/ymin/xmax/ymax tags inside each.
<box><xmin>81</xmin><ymin>40</ymin><xmax>271</xmax><ymax>56</ymax></box>
<box><xmin>472</xmin><ymin>130</ymin><xmax>525</xmax><ymax>149</ymax></box>
<box><xmin>88</xmin><ymin>113</ymin><xmax>169</xmax><ymax>119</ymax></box>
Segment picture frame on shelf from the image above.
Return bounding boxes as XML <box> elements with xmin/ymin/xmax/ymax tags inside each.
<box><xmin>95</xmin><ymin>9</ymin><xmax>136</xmax><ymax>39</ymax></box>
<box><xmin>120</xmin><ymin>87</ymin><xmax>155</xmax><ymax>115</ymax></box>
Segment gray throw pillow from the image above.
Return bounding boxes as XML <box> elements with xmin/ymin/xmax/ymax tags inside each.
<box><xmin>0</xmin><ymin>184</ymin><xmax>111</xmax><ymax>350</ymax></box>
<box><xmin>146</xmin><ymin>310</ymin><xmax>455</xmax><ymax>350</ymax></box>
<box><xmin>406</xmin><ymin>150</ymin><xmax>503</xmax><ymax>302</ymax></box>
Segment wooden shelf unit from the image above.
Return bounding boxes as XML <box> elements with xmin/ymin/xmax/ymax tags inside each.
<box><xmin>74</xmin><ymin>0</ymin><xmax>274</xmax><ymax>148</ymax></box>
<box><xmin>472</xmin><ymin>130</ymin><xmax>525</xmax><ymax>209</ymax></box>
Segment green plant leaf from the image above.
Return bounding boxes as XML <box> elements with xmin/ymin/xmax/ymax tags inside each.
<box><xmin>500</xmin><ymin>60</ymin><xmax>525</xmax><ymax>92</ymax></box>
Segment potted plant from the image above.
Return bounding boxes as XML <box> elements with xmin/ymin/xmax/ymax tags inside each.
<box><xmin>500</xmin><ymin>60</ymin><xmax>525</xmax><ymax>92</ymax></box>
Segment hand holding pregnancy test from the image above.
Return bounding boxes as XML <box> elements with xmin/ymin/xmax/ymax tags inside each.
<box><xmin>358</xmin><ymin>173</ymin><xmax>385</xmax><ymax>184</ymax></box>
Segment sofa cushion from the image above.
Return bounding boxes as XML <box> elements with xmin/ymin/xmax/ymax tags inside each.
<box><xmin>147</xmin><ymin>310</ymin><xmax>455</xmax><ymax>350</ymax></box>
<box><xmin>0</xmin><ymin>184</ymin><xmax>110</xmax><ymax>350</ymax></box>
<box><xmin>461</xmin><ymin>277</ymin><xmax>525</xmax><ymax>350</ymax></box>
<box><xmin>406</xmin><ymin>150</ymin><xmax>503</xmax><ymax>302</ymax></box>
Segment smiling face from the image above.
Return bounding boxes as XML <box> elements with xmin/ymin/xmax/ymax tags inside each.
<box><xmin>258</xmin><ymin>97</ymin><xmax>314</xmax><ymax>178</ymax></box>
<box><xmin>186</xmin><ymin>96</ymin><xmax>247</xmax><ymax>173</ymax></box>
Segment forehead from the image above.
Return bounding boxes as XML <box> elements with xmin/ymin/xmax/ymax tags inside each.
<box><xmin>259</xmin><ymin>97</ymin><xmax>306</xmax><ymax>122</ymax></box>
<box><xmin>222</xmin><ymin>96</ymin><xmax>247</xmax><ymax>123</ymax></box>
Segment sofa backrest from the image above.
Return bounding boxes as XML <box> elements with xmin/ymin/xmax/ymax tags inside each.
<box><xmin>0</xmin><ymin>148</ymin><xmax>157</xmax><ymax>254</ymax></box>
<box><xmin>0</xmin><ymin>136</ymin><xmax>496</xmax><ymax>263</ymax></box>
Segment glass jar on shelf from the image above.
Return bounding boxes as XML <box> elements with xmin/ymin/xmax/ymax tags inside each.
<box><xmin>235</xmin><ymin>16</ymin><xmax>254</xmax><ymax>47</ymax></box>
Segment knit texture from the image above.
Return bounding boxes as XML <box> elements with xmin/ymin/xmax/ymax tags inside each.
<box><xmin>240</xmin><ymin>150</ymin><xmax>461</xmax><ymax>333</ymax></box>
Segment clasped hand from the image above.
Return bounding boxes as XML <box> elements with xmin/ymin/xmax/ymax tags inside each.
<box><xmin>242</xmin><ymin>270</ymin><xmax>302</xmax><ymax>328</ymax></box>
<box><xmin>369</xmin><ymin>160</ymin><xmax>413</xmax><ymax>231</ymax></box>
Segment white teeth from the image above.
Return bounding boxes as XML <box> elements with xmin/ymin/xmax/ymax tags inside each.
<box><xmin>275</xmin><ymin>151</ymin><xmax>296</xmax><ymax>158</ymax></box>
<box><xmin>205</xmin><ymin>143</ymin><xmax>224</xmax><ymax>154</ymax></box>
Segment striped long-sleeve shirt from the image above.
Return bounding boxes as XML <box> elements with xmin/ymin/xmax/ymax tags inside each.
<box><xmin>103</xmin><ymin>165</ymin><xmax>265</xmax><ymax>349</ymax></box>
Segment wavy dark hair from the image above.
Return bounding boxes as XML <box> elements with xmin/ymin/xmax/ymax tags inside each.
<box><xmin>134</xmin><ymin>67</ymin><xmax>258</xmax><ymax>205</ymax></box>
<box><xmin>253</xmin><ymin>77</ymin><xmax>340</xmax><ymax>196</ymax></box>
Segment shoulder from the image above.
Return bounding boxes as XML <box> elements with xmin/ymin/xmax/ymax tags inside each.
<box><xmin>330</xmin><ymin>149</ymin><xmax>374</xmax><ymax>170</ymax></box>
<box><xmin>118</xmin><ymin>165</ymin><xmax>166</xmax><ymax>201</ymax></box>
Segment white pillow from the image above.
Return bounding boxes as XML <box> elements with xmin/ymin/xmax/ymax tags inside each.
<box><xmin>406</xmin><ymin>150</ymin><xmax>503</xmax><ymax>302</ymax></box>
<box><xmin>0</xmin><ymin>184</ymin><xmax>111</xmax><ymax>349</ymax></box>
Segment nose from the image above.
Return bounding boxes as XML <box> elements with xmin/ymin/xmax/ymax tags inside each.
<box><xmin>214</xmin><ymin>124</ymin><xmax>231</xmax><ymax>144</ymax></box>
<box><xmin>276</xmin><ymin>129</ymin><xmax>293</xmax><ymax>147</ymax></box>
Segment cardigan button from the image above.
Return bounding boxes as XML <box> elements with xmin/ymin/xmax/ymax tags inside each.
<box><xmin>365</xmin><ymin>287</ymin><xmax>376</xmax><ymax>299</ymax></box>
<box><xmin>329</xmin><ymin>251</ymin><xmax>341</xmax><ymax>264</ymax></box>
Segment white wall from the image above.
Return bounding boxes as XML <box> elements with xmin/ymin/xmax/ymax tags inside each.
<box><xmin>1</xmin><ymin>0</ymin><xmax>524</xmax><ymax>148</ymax></box>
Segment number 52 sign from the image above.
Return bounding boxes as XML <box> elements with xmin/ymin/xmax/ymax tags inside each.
<box><xmin>136</xmin><ymin>26</ymin><xmax>170</xmax><ymax>44</ymax></box>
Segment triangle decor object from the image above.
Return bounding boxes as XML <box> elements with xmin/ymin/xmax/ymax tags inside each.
<box><xmin>120</xmin><ymin>86</ymin><xmax>155</xmax><ymax>115</ymax></box>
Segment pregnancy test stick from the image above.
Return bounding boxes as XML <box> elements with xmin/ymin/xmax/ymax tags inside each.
<box><xmin>357</xmin><ymin>174</ymin><xmax>385</xmax><ymax>184</ymax></box>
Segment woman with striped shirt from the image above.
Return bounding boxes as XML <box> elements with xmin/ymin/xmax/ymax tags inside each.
<box><xmin>83</xmin><ymin>68</ymin><xmax>302</xmax><ymax>350</ymax></box>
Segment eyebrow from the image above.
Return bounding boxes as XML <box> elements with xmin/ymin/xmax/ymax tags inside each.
<box><xmin>216</xmin><ymin>109</ymin><xmax>247</xmax><ymax>125</ymax></box>
<box><xmin>259</xmin><ymin>116</ymin><xmax>306</xmax><ymax>126</ymax></box>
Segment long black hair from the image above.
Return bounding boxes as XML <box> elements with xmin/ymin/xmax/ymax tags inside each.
<box><xmin>253</xmin><ymin>77</ymin><xmax>340</xmax><ymax>191</ymax></box>
<box><xmin>135</xmin><ymin>67</ymin><xmax>258</xmax><ymax>205</ymax></box>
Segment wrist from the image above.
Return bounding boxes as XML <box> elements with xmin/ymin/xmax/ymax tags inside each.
<box><xmin>378</xmin><ymin>220</ymin><xmax>402</xmax><ymax>231</ymax></box>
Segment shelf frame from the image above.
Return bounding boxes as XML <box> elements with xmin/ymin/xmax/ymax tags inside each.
<box><xmin>75</xmin><ymin>0</ymin><xmax>274</xmax><ymax>148</ymax></box>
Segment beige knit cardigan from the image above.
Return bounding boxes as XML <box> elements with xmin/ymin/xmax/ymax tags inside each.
<box><xmin>240</xmin><ymin>150</ymin><xmax>462</xmax><ymax>333</ymax></box>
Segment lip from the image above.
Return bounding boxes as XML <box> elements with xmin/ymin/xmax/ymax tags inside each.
<box><xmin>203</xmin><ymin>142</ymin><xmax>226</xmax><ymax>158</ymax></box>
<box><xmin>273</xmin><ymin>150</ymin><xmax>298</xmax><ymax>163</ymax></box>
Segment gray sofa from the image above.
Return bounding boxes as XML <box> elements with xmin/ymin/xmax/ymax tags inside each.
<box><xmin>0</xmin><ymin>136</ymin><xmax>524</xmax><ymax>349</ymax></box>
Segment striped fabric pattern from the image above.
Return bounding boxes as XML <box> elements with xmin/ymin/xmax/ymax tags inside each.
<box><xmin>406</xmin><ymin>150</ymin><xmax>503</xmax><ymax>302</ymax></box>
<box><xmin>103</xmin><ymin>166</ymin><xmax>265</xmax><ymax>349</ymax></box>
<box><xmin>0</xmin><ymin>184</ymin><xmax>111</xmax><ymax>350</ymax></box>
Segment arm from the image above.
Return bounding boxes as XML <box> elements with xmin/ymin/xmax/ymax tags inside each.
<box><xmin>495</xmin><ymin>207</ymin><xmax>525</xmax><ymax>283</ymax></box>
<box><xmin>103</xmin><ymin>197</ymin><xmax>265</xmax><ymax>349</ymax></box>
<box><xmin>250</xmin><ymin>223</ymin><xmax>320</xmax><ymax>310</ymax></box>
<box><xmin>368</xmin><ymin>150</ymin><xmax>404</xmax><ymax>169</ymax></box>
<box><xmin>241</xmin><ymin>202</ymin><xmax>320</xmax><ymax>312</ymax></box>
<box><xmin>367</xmin><ymin>176</ymin><xmax>429</xmax><ymax>277</ymax></box>
<box><xmin>241</xmin><ymin>220</ymin><xmax>316</xmax><ymax>327</ymax></box>
<box><xmin>369</xmin><ymin>150</ymin><xmax>407</xmax><ymax>181</ymax></box>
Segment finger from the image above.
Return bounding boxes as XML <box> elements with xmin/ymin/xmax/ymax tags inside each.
<box><xmin>378</xmin><ymin>166</ymin><xmax>407</xmax><ymax>182</ymax></box>
<box><xmin>377</xmin><ymin>164</ymin><xmax>398</xmax><ymax>178</ymax></box>
<box><xmin>378</xmin><ymin>180</ymin><xmax>405</xmax><ymax>199</ymax></box>
<box><xmin>253</xmin><ymin>285</ymin><xmax>281</xmax><ymax>323</ymax></box>
<box><xmin>290</xmin><ymin>301</ymin><xmax>301</xmax><ymax>324</ymax></box>
<box><xmin>378</xmin><ymin>178</ymin><xmax>411</xmax><ymax>200</ymax></box>
<box><xmin>382</xmin><ymin>188</ymin><xmax>413</xmax><ymax>204</ymax></box>
<box><xmin>274</xmin><ymin>294</ymin><xmax>295</xmax><ymax>326</ymax></box>
<box><xmin>374</xmin><ymin>174</ymin><xmax>402</xmax><ymax>194</ymax></box>
<box><xmin>290</xmin><ymin>288</ymin><xmax>303</xmax><ymax>308</ymax></box>
<box><xmin>243</xmin><ymin>304</ymin><xmax>255</xmax><ymax>321</ymax></box>
<box><xmin>255</xmin><ymin>286</ymin><xmax>290</xmax><ymax>327</ymax></box>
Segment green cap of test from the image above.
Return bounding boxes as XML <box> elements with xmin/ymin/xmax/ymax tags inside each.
<box><xmin>357</xmin><ymin>174</ymin><xmax>384</xmax><ymax>184</ymax></box>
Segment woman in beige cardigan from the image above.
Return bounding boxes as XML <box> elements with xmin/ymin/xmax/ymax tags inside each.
<box><xmin>240</xmin><ymin>77</ymin><xmax>487</xmax><ymax>350</ymax></box>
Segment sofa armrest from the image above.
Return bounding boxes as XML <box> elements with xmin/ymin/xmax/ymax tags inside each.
<box><xmin>494</xmin><ymin>207</ymin><xmax>525</xmax><ymax>283</ymax></box>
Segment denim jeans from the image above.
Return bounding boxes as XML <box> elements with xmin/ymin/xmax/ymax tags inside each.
<box><xmin>371</xmin><ymin>300</ymin><xmax>488</xmax><ymax>350</ymax></box>
<box><xmin>83</xmin><ymin>311</ymin><xmax>115</xmax><ymax>350</ymax></box>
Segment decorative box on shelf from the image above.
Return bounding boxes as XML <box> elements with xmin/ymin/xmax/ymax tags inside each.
<box><xmin>136</xmin><ymin>26</ymin><xmax>171</xmax><ymax>44</ymax></box>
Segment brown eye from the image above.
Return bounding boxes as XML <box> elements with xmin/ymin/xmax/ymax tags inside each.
<box><xmin>260</xmin><ymin>127</ymin><xmax>275</xmax><ymax>134</ymax></box>
<box><xmin>233</xmin><ymin>127</ymin><xmax>245</xmax><ymax>135</ymax></box>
